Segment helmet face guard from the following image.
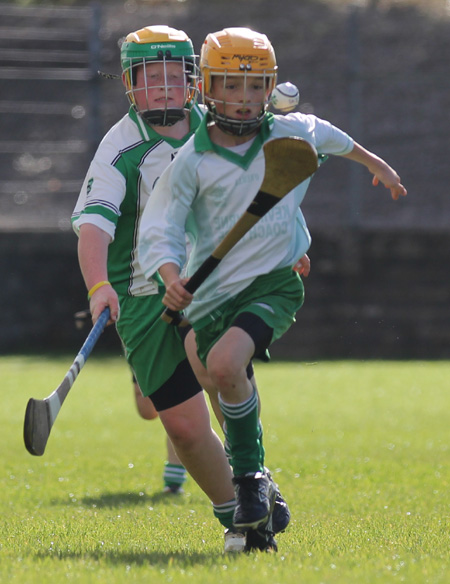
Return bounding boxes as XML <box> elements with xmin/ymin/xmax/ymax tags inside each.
<box><xmin>120</xmin><ymin>26</ymin><xmax>199</xmax><ymax>126</ymax></box>
<box><xmin>205</xmin><ymin>69</ymin><xmax>275</xmax><ymax>136</ymax></box>
<box><xmin>200</xmin><ymin>28</ymin><xmax>277</xmax><ymax>136</ymax></box>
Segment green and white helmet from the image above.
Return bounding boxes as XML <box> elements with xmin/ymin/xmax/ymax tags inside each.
<box><xmin>120</xmin><ymin>25</ymin><xmax>199</xmax><ymax>126</ymax></box>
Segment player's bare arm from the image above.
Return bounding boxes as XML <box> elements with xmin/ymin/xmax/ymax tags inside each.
<box><xmin>78</xmin><ymin>223</ymin><xmax>119</xmax><ymax>324</ymax></box>
<box><xmin>159</xmin><ymin>262</ymin><xmax>193</xmax><ymax>311</ymax></box>
<box><xmin>342</xmin><ymin>142</ymin><xmax>407</xmax><ymax>201</ymax></box>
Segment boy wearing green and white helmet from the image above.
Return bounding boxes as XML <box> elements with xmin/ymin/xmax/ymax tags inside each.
<box><xmin>120</xmin><ymin>26</ymin><xmax>198</xmax><ymax>128</ymax></box>
<box><xmin>72</xmin><ymin>25</ymin><xmax>239</xmax><ymax>545</ymax></box>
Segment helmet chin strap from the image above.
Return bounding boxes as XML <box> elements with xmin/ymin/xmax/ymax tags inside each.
<box><xmin>141</xmin><ymin>108</ymin><xmax>187</xmax><ymax>126</ymax></box>
<box><xmin>207</xmin><ymin>104</ymin><xmax>264</xmax><ymax>137</ymax></box>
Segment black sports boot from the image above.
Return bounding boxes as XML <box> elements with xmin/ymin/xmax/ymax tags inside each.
<box><xmin>232</xmin><ymin>471</ymin><xmax>276</xmax><ymax>530</ymax></box>
<box><xmin>264</xmin><ymin>468</ymin><xmax>291</xmax><ymax>533</ymax></box>
<box><xmin>245</xmin><ymin>526</ymin><xmax>278</xmax><ymax>553</ymax></box>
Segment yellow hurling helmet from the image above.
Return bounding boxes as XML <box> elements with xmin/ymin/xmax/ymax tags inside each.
<box><xmin>200</xmin><ymin>27</ymin><xmax>278</xmax><ymax>135</ymax></box>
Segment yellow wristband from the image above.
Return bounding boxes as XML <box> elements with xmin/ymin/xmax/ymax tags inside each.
<box><xmin>87</xmin><ymin>280</ymin><xmax>111</xmax><ymax>300</ymax></box>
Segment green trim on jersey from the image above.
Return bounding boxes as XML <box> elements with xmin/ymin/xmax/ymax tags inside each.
<box><xmin>106</xmin><ymin>107</ymin><xmax>204</xmax><ymax>295</ymax></box>
<box><xmin>108</xmin><ymin>139</ymin><xmax>158</xmax><ymax>293</ymax></box>
<box><xmin>79</xmin><ymin>204</ymin><xmax>119</xmax><ymax>226</ymax></box>
<box><xmin>194</xmin><ymin>112</ymin><xmax>274</xmax><ymax>169</ymax></box>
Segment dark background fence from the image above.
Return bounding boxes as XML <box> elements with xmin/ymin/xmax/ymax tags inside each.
<box><xmin>1</xmin><ymin>0</ymin><xmax>449</xmax><ymax>359</ymax></box>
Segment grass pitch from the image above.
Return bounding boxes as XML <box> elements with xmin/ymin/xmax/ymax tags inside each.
<box><xmin>1</xmin><ymin>356</ymin><xmax>449</xmax><ymax>583</ymax></box>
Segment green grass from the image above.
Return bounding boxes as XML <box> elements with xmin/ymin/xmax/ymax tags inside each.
<box><xmin>1</xmin><ymin>356</ymin><xmax>449</xmax><ymax>583</ymax></box>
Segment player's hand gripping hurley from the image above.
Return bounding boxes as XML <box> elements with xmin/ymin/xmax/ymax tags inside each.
<box><xmin>161</xmin><ymin>137</ymin><xmax>319</xmax><ymax>326</ymax></box>
<box><xmin>23</xmin><ymin>308</ymin><xmax>110</xmax><ymax>456</ymax></box>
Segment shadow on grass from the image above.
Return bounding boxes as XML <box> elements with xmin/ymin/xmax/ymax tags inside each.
<box><xmin>51</xmin><ymin>490</ymin><xmax>190</xmax><ymax>509</ymax></box>
<box><xmin>34</xmin><ymin>548</ymin><xmax>224</xmax><ymax>567</ymax></box>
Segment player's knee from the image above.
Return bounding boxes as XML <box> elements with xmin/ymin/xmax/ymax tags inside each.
<box><xmin>207</xmin><ymin>357</ymin><xmax>245</xmax><ymax>396</ymax></box>
<box><xmin>162</xmin><ymin>415</ymin><xmax>202</xmax><ymax>450</ymax></box>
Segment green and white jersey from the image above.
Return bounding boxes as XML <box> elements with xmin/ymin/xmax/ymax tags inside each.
<box><xmin>72</xmin><ymin>105</ymin><xmax>204</xmax><ymax>296</ymax></box>
<box><xmin>138</xmin><ymin>111</ymin><xmax>354</xmax><ymax>322</ymax></box>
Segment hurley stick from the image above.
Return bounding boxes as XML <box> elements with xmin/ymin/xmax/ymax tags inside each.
<box><xmin>23</xmin><ymin>307</ymin><xmax>110</xmax><ymax>456</ymax></box>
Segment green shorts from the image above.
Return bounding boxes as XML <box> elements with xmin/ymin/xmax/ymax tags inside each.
<box><xmin>116</xmin><ymin>293</ymin><xmax>187</xmax><ymax>398</ymax></box>
<box><xmin>193</xmin><ymin>267</ymin><xmax>304</xmax><ymax>366</ymax></box>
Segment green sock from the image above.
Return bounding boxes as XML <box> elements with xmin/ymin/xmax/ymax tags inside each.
<box><xmin>163</xmin><ymin>462</ymin><xmax>187</xmax><ymax>488</ymax></box>
<box><xmin>219</xmin><ymin>389</ymin><xmax>264</xmax><ymax>476</ymax></box>
<box><xmin>212</xmin><ymin>499</ymin><xmax>236</xmax><ymax>529</ymax></box>
<box><xmin>223</xmin><ymin>420</ymin><xmax>264</xmax><ymax>468</ymax></box>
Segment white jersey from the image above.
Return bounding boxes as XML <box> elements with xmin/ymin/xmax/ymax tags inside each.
<box><xmin>138</xmin><ymin>111</ymin><xmax>354</xmax><ymax>321</ymax></box>
<box><xmin>72</xmin><ymin>105</ymin><xmax>204</xmax><ymax>297</ymax></box>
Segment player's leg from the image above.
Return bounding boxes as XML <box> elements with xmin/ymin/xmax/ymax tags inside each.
<box><xmin>132</xmin><ymin>373</ymin><xmax>188</xmax><ymax>494</ymax></box>
<box><xmin>149</xmin><ymin>363</ymin><xmax>240</xmax><ymax>539</ymax></box>
<box><xmin>132</xmin><ymin>375</ymin><xmax>158</xmax><ymax>420</ymax></box>
<box><xmin>117</xmin><ymin>295</ymin><xmax>243</xmax><ymax>550</ymax></box>
<box><xmin>184</xmin><ymin>328</ymin><xmax>224</xmax><ymax>426</ymax></box>
<box><xmin>185</xmin><ymin>327</ymin><xmax>261</xmax><ymax>444</ymax></box>
<box><xmin>206</xmin><ymin>324</ymin><xmax>276</xmax><ymax>531</ymax></box>
<box><xmin>158</xmin><ymin>391</ymin><xmax>234</xmax><ymax>503</ymax></box>
<box><xmin>160</xmin><ymin>399</ymin><xmax>246</xmax><ymax>551</ymax></box>
<box><xmin>186</xmin><ymin>325</ymin><xmax>288</xmax><ymax>550</ymax></box>
<box><xmin>195</xmin><ymin>279</ymin><xmax>301</xmax><ymax>548</ymax></box>
<box><xmin>163</xmin><ymin>435</ymin><xmax>187</xmax><ymax>494</ymax></box>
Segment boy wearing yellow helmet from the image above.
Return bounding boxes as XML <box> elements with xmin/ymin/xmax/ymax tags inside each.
<box><xmin>139</xmin><ymin>26</ymin><xmax>406</xmax><ymax>551</ymax></box>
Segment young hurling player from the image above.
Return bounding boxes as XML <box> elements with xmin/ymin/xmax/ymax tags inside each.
<box><xmin>138</xmin><ymin>27</ymin><xmax>407</xmax><ymax>548</ymax></box>
<box><xmin>72</xmin><ymin>26</ymin><xmax>245</xmax><ymax>552</ymax></box>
